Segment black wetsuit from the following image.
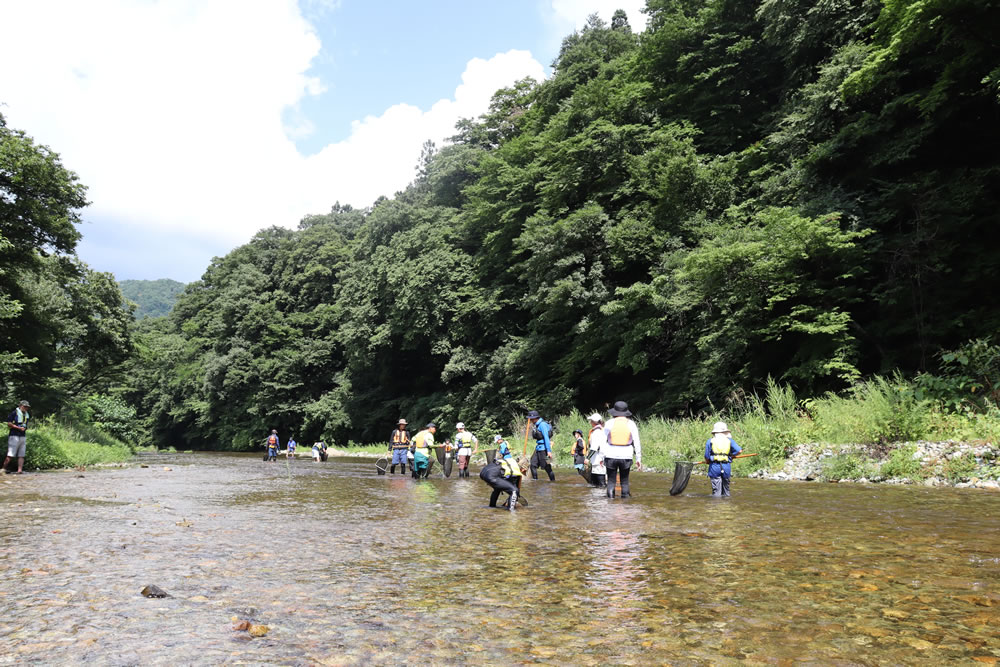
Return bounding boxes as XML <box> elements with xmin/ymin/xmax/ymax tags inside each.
<box><xmin>479</xmin><ymin>461</ymin><xmax>519</xmax><ymax>507</ymax></box>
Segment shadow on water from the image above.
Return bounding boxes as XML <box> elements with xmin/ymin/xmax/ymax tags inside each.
<box><xmin>1</xmin><ymin>452</ymin><xmax>999</xmax><ymax>664</ymax></box>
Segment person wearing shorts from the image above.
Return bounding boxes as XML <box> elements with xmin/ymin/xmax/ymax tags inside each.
<box><xmin>286</xmin><ymin>436</ymin><xmax>297</xmax><ymax>459</ymax></box>
<box><xmin>5</xmin><ymin>400</ymin><xmax>30</xmax><ymax>475</ymax></box>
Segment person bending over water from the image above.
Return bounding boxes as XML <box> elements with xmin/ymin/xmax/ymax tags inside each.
<box><xmin>480</xmin><ymin>453</ymin><xmax>522</xmax><ymax>511</ymax></box>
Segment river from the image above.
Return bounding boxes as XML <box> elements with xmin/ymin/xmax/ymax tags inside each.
<box><xmin>1</xmin><ymin>452</ymin><xmax>999</xmax><ymax>665</ymax></box>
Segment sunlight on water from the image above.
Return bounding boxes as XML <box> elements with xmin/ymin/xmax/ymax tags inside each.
<box><xmin>1</xmin><ymin>453</ymin><xmax>999</xmax><ymax>664</ymax></box>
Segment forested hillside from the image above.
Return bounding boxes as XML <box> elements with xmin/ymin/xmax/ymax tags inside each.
<box><xmin>120</xmin><ymin>0</ymin><xmax>1000</xmax><ymax>449</ymax></box>
<box><xmin>119</xmin><ymin>279</ymin><xmax>186</xmax><ymax>319</ymax></box>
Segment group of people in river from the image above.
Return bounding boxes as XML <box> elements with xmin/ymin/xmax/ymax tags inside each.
<box><xmin>263</xmin><ymin>430</ymin><xmax>328</xmax><ymax>462</ymax></box>
<box><xmin>256</xmin><ymin>398</ymin><xmax>745</xmax><ymax>507</ymax></box>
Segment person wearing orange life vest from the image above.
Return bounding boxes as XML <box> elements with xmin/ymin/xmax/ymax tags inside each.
<box><xmin>265</xmin><ymin>429</ymin><xmax>280</xmax><ymax>462</ymax></box>
<box><xmin>705</xmin><ymin>421</ymin><xmax>742</xmax><ymax>497</ymax></box>
<box><xmin>603</xmin><ymin>401</ymin><xmax>642</xmax><ymax>498</ymax></box>
<box><xmin>388</xmin><ymin>418</ymin><xmax>411</xmax><ymax>474</ymax></box>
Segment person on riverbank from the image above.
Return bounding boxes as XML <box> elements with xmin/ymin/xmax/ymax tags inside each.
<box><xmin>572</xmin><ymin>429</ymin><xmax>587</xmax><ymax>473</ymax></box>
<box><xmin>705</xmin><ymin>422</ymin><xmax>742</xmax><ymax>497</ymax></box>
<box><xmin>411</xmin><ymin>423</ymin><xmax>436</xmax><ymax>479</ymax></box>
<box><xmin>587</xmin><ymin>413</ymin><xmax>607</xmax><ymax>488</ymax></box>
<box><xmin>480</xmin><ymin>452</ymin><xmax>521</xmax><ymax>510</ymax></box>
<box><xmin>527</xmin><ymin>410</ymin><xmax>554</xmax><ymax>481</ymax></box>
<box><xmin>266</xmin><ymin>430</ymin><xmax>279</xmax><ymax>462</ymax></box>
<box><xmin>5</xmin><ymin>400</ymin><xmax>30</xmax><ymax>475</ymax></box>
<box><xmin>604</xmin><ymin>401</ymin><xmax>642</xmax><ymax>498</ymax></box>
<box><xmin>389</xmin><ymin>419</ymin><xmax>411</xmax><ymax>475</ymax></box>
<box><xmin>286</xmin><ymin>436</ymin><xmax>297</xmax><ymax>459</ymax></box>
<box><xmin>454</xmin><ymin>422</ymin><xmax>478</xmax><ymax>478</ymax></box>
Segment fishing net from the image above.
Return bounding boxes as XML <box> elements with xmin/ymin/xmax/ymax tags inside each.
<box><xmin>443</xmin><ymin>450</ymin><xmax>454</xmax><ymax>478</ymax></box>
<box><xmin>577</xmin><ymin>462</ymin><xmax>592</xmax><ymax>485</ymax></box>
<box><xmin>670</xmin><ymin>461</ymin><xmax>695</xmax><ymax>496</ymax></box>
<box><xmin>484</xmin><ymin>449</ymin><xmax>496</xmax><ymax>465</ymax></box>
<box><xmin>435</xmin><ymin>447</ymin><xmax>446</xmax><ymax>467</ymax></box>
<box><xmin>375</xmin><ymin>456</ymin><xmax>389</xmax><ymax>475</ymax></box>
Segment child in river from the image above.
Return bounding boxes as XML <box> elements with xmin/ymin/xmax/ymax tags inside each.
<box><xmin>705</xmin><ymin>422</ymin><xmax>742</xmax><ymax>497</ymax></box>
<box><xmin>587</xmin><ymin>414</ymin><xmax>607</xmax><ymax>488</ymax></box>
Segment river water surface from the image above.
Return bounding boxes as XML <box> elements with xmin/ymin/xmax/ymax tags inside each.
<box><xmin>1</xmin><ymin>452</ymin><xmax>999</xmax><ymax>665</ymax></box>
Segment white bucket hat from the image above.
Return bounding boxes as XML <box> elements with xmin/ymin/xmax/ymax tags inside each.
<box><xmin>711</xmin><ymin>421</ymin><xmax>730</xmax><ymax>434</ymax></box>
<box><xmin>587</xmin><ymin>413</ymin><xmax>603</xmax><ymax>423</ymax></box>
<box><xmin>456</xmin><ymin>422</ymin><xmax>465</xmax><ymax>429</ymax></box>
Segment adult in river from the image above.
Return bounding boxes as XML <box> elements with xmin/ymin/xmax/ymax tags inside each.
<box><xmin>389</xmin><ymin>419</ymin><xmax>411</xmax><ymax>475</ymax></box>
<box><xmin>603</xmin><ymin>401</ymin><xmax>642</xmax><ymax>498</ymax></box>
<box><xmin>587</xmin><ymin>413</ymin><xmax>607</xmax><ymax>488</ymax></box>
<box><xmin>311</xmin><ymin>441</ymin><xmax>328</xmax><ymax>462</ymax></box>
<box><xmin>480</xmin><ymin>453</ymin><xmax>521</xmax><ymax>511</ymax></box>
<box><xmin>454</xmin><ymin>422</ymin><xmax>478</xmax><ymax>478</ymax></box>
<box><xmin>410</xmin><ymin>423</ymin><xmax>436</xmax><ymax>479</ymax></box>
<box><xmin>705</xmin><ymin>422</ymin><xmax>742</xmax><ymax>497</ymax></box>
<box><xmin>5</xmin><ymin>399</ymin><xmax>30</xmax><ymax>475</ymax></box>
<box><xmin>265</xmin><ymin>430</ymin><xmax>280</xmax><ymax>462</ymax></box>
<box><xmin>526</xmin><ymin>410</ymin><xmax>554</xmax><ymax>481</ymax></box>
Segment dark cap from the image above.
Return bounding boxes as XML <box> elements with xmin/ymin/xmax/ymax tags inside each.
<box><xmin>608</xmin><ymin>401</ymin><xmax>632</xmax><ymax>417</ymax></box>
<box><xmin>526</xmin><ymin>410</ymin><xmax>540</xmax><ymax>420</ymax></box>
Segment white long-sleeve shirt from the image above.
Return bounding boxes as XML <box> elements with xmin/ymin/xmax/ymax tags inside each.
<box><xmin>603</xmin><ymin>417</ymin><xmax>641</xmax><ymax>463</ymax></box>
<box><xmin>588</xmin><ymin>426</ymin><xmax>607</xmax><ymax>474</ymax></box>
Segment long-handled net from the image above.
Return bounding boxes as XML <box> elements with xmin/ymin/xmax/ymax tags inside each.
<box><xmin>375</xmin><ymin>456</ymin><xmax>389</xmax><ymax>475</ymax></box>
<box><xmin>670</xmin><ymin>461</ymin><xmax>695</xmax><ymax>496</ymax></box>
<box><xmin>484</xmin><ymin>449</ymin><xmax>496</xmax><ymax>465</ymax></box>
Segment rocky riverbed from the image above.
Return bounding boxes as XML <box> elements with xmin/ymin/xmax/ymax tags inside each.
<box><xmin>750</xmin><ymin>440</ymin><xmax>1000</xmax><ymax>489</ymax></box>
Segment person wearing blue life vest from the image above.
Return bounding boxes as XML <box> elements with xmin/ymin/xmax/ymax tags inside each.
<box><xmin>526</xmin><ymin>410</ymin><xmax>554</xmax><ymax>481</ymax></box>
<box><xmin>705</xmin><ymin>421</ymin><xmax>742</xmax><ymax>497</ymax></box>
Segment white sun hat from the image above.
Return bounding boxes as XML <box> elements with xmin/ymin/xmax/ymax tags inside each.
<box><xmin>456</xmin><ymin>422</ymin><xmax>465</xmax><ymax>429</ymax></box>
<box><xmin>711</xmin><ymin>421</ymin><xmax>730</xmax><ymax>433</ymax></box>
<box><xmin>587</xmin><ymin>413</ymin><xmax>603</xmax><ymax>423</ymax></box>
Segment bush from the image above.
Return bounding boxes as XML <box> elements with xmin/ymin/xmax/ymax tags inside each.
<box><xmin>879</xmin><ymin>444</ymin><xmax>924</xmax><ymax>480</ymax></box>
<box><xmin>943</xmin><ymin>452</ymin><xmax>978</xmax><ymax>483</ymax></box>
<box><xmin>822</xmin><ymin>453</ymin><xmax>875</xmax><ymax>481</ymax></box>
<box><xmin>21</xmin><ymin>421</ymin><xmax>133</xmax><ymax>470</ymax></box>
<box><xmin>806</xmin><ymin>374</ymin><xmax>927</xmax><ymax>444</ymax></box>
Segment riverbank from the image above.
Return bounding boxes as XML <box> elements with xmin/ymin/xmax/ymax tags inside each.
<box><xmin>14</xmin><ymin>421</ymin><xmax>134</xmax><ymax>472</ymax></box>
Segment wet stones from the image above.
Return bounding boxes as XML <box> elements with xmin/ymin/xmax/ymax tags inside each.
<box><xmin>140</xmin><ymin>585</ymin><xmax>169</xmax><ymax>598</ymax></box>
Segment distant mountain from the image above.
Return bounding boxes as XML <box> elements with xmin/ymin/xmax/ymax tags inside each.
<box><xmin>119</xmin><ymin>279</ymin><xmax>187</xmax><ymax>319</ymax></box>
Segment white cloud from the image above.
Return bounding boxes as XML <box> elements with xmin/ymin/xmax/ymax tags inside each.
<box><xmin>0</xmin><ymin>0</ymin><xmax>545</xmax><ymax>251</ymax></box>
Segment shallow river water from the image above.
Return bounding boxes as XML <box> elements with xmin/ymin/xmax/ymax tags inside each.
<box><xmin>1</xmin><ymin>452</ymin><xmax>999</xmax><ymax>665</ymax></box>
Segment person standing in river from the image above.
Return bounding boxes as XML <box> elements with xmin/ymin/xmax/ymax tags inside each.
<box><xmin>265</xmin><ymin>430</ymin><xmax>280</xmax><ymax>462</ymax></box>
<box><xmin>572</xmin><ymin>429</ymin><xmax>587</xmax><ymax>474</ymax></box>
<box><xmin>410</xmin><ymin>423</ymin><xmax>436</xmax><ymax>479</ymax></box>
<box><xmin>389</xmin><ymin>419</ymin><xmax>411</xmax><ymax>475</ymax></box>
<box><xmin>454</xmin><ymin>422</ymin><xmax>478</xmax><ymax>478</ymax></box>
<box><xmin>705</xmin><ymin>422</ymin><xmax>742</xmax><ymax>497</ymax></box>
<box><xmin>286</xmin><ymin>435</ymin><xmax>297</xmax><ymax>459</ymax></box>
<box><xmin>603</xmin><ymin>401</ymin><xmax>642</xmax><ymax>498</ymax></box>
<box><xmin>5</xmin><ymin>399</ymin><xmax>30</xmax><ymax>475</ymax></box>
<box><xmin>587</xmin><ymin>413</ymin><xmax>607</xmax><ymax>488</ymax></box>
<box><xmin>527</xmin><ymin>410</ymin><xmax>555</xmax><ymax>481</ymax></box>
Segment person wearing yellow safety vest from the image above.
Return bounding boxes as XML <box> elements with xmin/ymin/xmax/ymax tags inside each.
<box><xmin>388</xmin><ymin>418</ymin><xmax>411</xmax><ymax>475</ymax></box>
<box><xmin>603</xmin><ymin>401</ymin><xmax>642</xmax><ymax>498</ymax></box>
<box><xmin>704</xmin><ymin>422</ymin><xmax>742</xmax><ymax>497</ymax></box>
<box><xmin>479</xmin><ymin>452</ymin><xmax>521</xmax><ymax>510</ymax></box>
<box><xmin>453</xmin><ymin>422</ymin><xmax>478</xmax><ymax>478</ymax></box>
<box><xmin>410</xmin><ymin>423</ymin><xmax>436</xmax><ymax>479</ymax></box>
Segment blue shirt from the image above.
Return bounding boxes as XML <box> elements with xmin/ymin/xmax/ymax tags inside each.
<box><xmin>533</xmin><ymin>419</ymin><xmax>552</xmax><ymax>453</ymax></box>
<box><xmin>287</xmin><ymin>439</ymin><xmax>296</xmax><ymax>449</ymax></box>
<box><xmin>705</xmin><ymin>437</ymin><xmax>741</xmax><ymax>479</ymax></box>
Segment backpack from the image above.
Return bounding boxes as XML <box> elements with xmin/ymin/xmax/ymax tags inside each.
<box><xmin>532</xmin><ymin>419</ymin><xmax>555</xmax><ymax>441</ymax></box>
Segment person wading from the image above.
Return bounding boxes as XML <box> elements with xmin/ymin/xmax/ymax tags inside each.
<box><xmin>587</xmin><ymin>413</ymin><xmax>607</xmax><ymax>488</ymax></box>
<box><xmin>705</xmin><ymin>422</ymin><xmax>742</xmax><ymax>497</ymax></box>
<box><xmin>410</xmin><ymin>423</ymin><xmax>436</xmax><ymax>479</ymax></box>
<box><xmin>454</xmin><ymin>422</ymin><xmax>478</xmax><ymax>478</ymax></box>
<box><xmin>480</xmin><ymin>452</ymin><xmax>521</xmax><ymax>511</ymax></box>
<box><xmin>265</xmin><ymin>430</ymin><xmax>280</xmax><ymax>462</ymax></box>
<box><xmin>526</xmin><ymin>410</ymin><xmax>554</xmax><ymax>481</ymax></box>
<box><xmin>572</xmin><ymin>429</ymin><xmax>587</xmax><ymax>474</ymax></box>
<box><xmin>5</xmin><ymin>400</ymin><xmax>30</xmax><ymax>475</ymax></box>
<box><xmin>603</xmin><ymin>401</ymin><xmax>642</xmax><ymax>498</ymax></box>
<box><xmin>389</xmin><ymin>419</ymin><xmax>411</xmax><ymax>475</ymax></box>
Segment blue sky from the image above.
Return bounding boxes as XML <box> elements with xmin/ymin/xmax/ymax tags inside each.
<box><xmin>1</xmin><ymin>0</ymin><xmax>646</xmax><ymax>283</ymax></box>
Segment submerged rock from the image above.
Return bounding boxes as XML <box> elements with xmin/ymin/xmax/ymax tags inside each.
<box><xmin>248</xmin><ymin>624</ymin><xmax>269</xmax><ymax>637</ymax></box>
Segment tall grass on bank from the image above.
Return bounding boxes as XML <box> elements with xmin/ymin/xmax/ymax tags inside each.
<box><xmin>22</xmin><ymin>421</ymin><xmax>134</xmax><ymax>470</ymax></box>
<box><xmin>545</xmin><ymin>376</ymin><xmax>1000</xmax><ymax>474</ymax></box>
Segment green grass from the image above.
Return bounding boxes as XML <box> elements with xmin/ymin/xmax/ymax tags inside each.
<box><xmin>20</xmin><ymin>421</ymin><xmax>134</xmax><ymax>470</ymax></box>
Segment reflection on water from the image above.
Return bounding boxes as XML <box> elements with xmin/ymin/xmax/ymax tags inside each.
<box><xmin>1</xmin><ymin>452</ymin><xmax>999</xmax><ymax>664</ymax></box>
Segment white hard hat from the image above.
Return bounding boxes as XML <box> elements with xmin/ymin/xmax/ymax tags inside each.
<box><xmin>456</xmin><ymin>422</ymin><xmax>465</xmax><ymax>429</ymax></box>
<box><xmin>712</xmin><ymin>421</ymin><xmax>730</xmax><ymax>434</ymax></box>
